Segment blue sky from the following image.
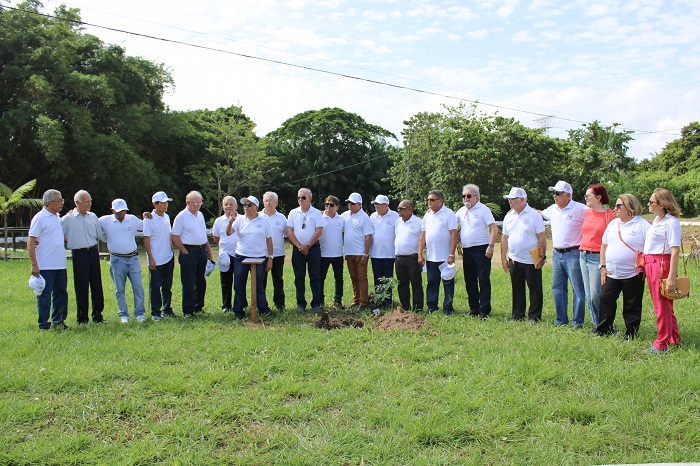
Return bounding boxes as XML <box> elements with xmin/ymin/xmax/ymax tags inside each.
<box><xmin>37</xmin><ymin>0</ymin><xmax>700</xmax><ymax>160</ymax></box>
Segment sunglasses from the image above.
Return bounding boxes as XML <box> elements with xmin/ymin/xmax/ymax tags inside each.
<box><xmin>347</xmin><ymin>201</ymin><xmax>359</xmax><ymax>205</ymax></box>
<box><xmin>614</xmin><ymin>203</ymin><xmax>625</xmax><ymax>210</ymax></box>
<box><xmin>462</xmin><ymin>194</ymin><xmax>473</xmax><ymax>199</ymax></box>
<box><xmin>243</xmin><ymin>203</ymin><xmax>255</xmax><ymax>208</ymax></box>
<box><xmin>325</xmin><ymin>203</ymin><xmax>336</xmax><ymax>207</ymax></box>
<box><xmin>427</xmin><ymin>198</ymin><xmax>439</xmax><ymax>202</ymax></box>
<box><xmin>648</xmin><ymin>200</ymin><xmax>658</xmax><ymax>205</ymax></box>
<box><xmin>397</xmin><ymin>206</ymin><xmax>408</xmax><ymax>211</ymax></box>
<box><xmin>552</xmin><ymin>191</ymin><xmax>564</xmax><ymax>196</ymax></box>
<box><xmin>297</xmin><ymin>196</ymin><xmax>307</xmax><ymax>200</ymax></box>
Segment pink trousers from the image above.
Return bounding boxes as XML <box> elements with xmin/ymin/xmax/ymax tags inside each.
<box><xmin>644</xmin><ymin>254</ymin><xmax>681</xmax><ymax>350</ymax></box>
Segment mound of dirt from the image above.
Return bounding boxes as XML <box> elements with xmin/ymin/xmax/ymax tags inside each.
<box><xmin>375</xmin><ymin>308</ymin><xmax>426</xmax><ymax>332</ymax></box>
<box><xmin>316</xmin><ymin>312</ymin><xmax>364</xmax><ymax>330</ymax></box>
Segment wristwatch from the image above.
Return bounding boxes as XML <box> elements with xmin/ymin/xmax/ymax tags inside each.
<box><xmin>488</xmin><ymin>244</ymin><xmax>495</xmax><ymax>248</ymax></box>
<box><xmin>598</xmin><ymin>264</ymin><xmax>606</xmax><ymax>269</ymax></box>
<box><xmin>267</xmin><ymin>255</ymin><xmax>274</xmax><ymax>259</ymax></box>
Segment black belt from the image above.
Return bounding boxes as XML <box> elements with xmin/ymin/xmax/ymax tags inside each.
<box><xmin>73</xmin><ymin>245</ymin><xmax>98</xmax><ymax>252</ymax></box>
<box><xmin>554</xmin><ymin>246</ymin><xmax>580</xmax><ymax>253</ymax></box>
<box><xmin>396</xmin><ymin>253</ymin><xmax>418</xmax><ymax>258</ymax></box>
<box><xmin>183</xmin><ymin>244</ymin><xmax>206</xmax><ymax>249</ymax></box>
<box><xmin>581</xmin><ymin>250</ymin><xmax>599</xmax><ymax>255</ymax></box>
<box><xmin>110</xmin><ymin>250</ymin><xmax>138</xmax><ymax>258</ymax></box>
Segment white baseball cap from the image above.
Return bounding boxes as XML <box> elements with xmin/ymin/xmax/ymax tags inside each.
<box><xmin>439</xmin><ymin>262</ymin><xmax>456</xmax><ymax>280</ymax></box>
<box><xmin>240</xmin><ymin>196</ymin><xmax>259</xmax><ymax>207</ymax></box>
<box><xmin>371</xmin><ymin>195</ymin><xmax>390</xmax><ymax>205</ymax></box>
<box><xmin>152</xmin><ymin>191</ymin><xmax>173</xmax><ymax>203</ymax></box>
<box><xmin>345</xmin><ymin>192</ymin><xmax>362</xmax><ymax>204</ymax></box>
<box><xmin>205</xmin><ymin>259</ymin><xmax>216</xmax><ymax>278</ymax></box>
<box><xmin>548</xmin><ymin>180</ymin><xmax>573</xmax><ymax>195</ymax></box>
<box><xmin>111</xmin><ymin>199</ymin><xmax>129</xmax><ymax>212</ymax></box>
<box><xmin>218</xmin><ymin>250</ymin><xmax>230</xmax><ymax>273</ymax></box>
<box><xmin>503</xmin><ymin>187</ymin><xmax>527</xmax><ymax>199</ymax></box>
<box><xmin>29</xmin><ymin>275</ymin><xmax>46</xmax><ymax>296</ymax></box>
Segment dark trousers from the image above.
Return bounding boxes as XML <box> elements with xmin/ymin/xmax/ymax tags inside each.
<box><xmin>509</xmin><ymin>260</ymin><xmax>543</xmax><ymax>321</ymax></box>
<box><xmin>219</xmin><ymin>254</ymin><xmax>235</xmax><ymax>310</ymax></box>
<box><xmin>233</xmin><ymin>255</ymin><xmax>270</xmax><ymax>318</ymax></box>
<box><xmin>36</xmin><ymin>269</ymin><xmax>68</xmax><ymax>329</ymax></box>
<box><xmin>426</xmin><ymin>260</ymin><xmax>454</xmax><ymax>314</ymax></box>
<box><xmin>149</xmin><ymin>256</ymin><xmax>174</xmax><ymax>316</ymax></box>
<box><xmin>291</xmin><ymin>244</ymin><xmax>322</xmax><ymax>308</ymax></box>
<box><xmin>462</xmin><ymin>244</ymin><xmax>492</xmax><ymax>316</ymax></box>
<box><xmin>371</xmin><ymin>257</ymin><xmax>395</xmax><ymax>308</ymax></box>
<box><xmin>179</xmin><ymin>245</ymin><xmax>207</xmax><ymax>315</ymax></box>
<box><xmin>72</xmin><ymin>246</ymin><xmax>104</xmax><ymax>323</ymax></box>
<box><xmin>596</xmin><ymin>273</ymin><xmax>645</xmax><ymax>338</ymax></box>
<box><xmin>320</xmin><ymin>256</ymin><xmax>344</xmax><ymax>304</ymax></box>
<box><xmin>262</xmin><ymin>255</ymin><xmax>285</xmax><ymax>309</ymax></box>
<box><xmin>395</xmin><ymin>254</ymin><xmax>423</xmax><ymax>311</ymax></box>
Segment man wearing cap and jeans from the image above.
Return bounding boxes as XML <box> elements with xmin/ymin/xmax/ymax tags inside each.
<box><xmin>287</xmin><ymin>188</ymin><xmax>324</xmax><ymax>313</ymax></box>
<box><xmin>541</xmin><ymin>180</ymin><xmax>587</xmax><ymax>328</ymax></box>
<box><xmin>62</xmin><ymin>189</ymin><xmax>107</xmax><ymax>324</ymax></box>
<box><xmin>143</xmin><ymin>191</ymin><xmax>176</xmax><ymax>319</ymax></box>
<box><xmin>319</xmin><ymin>195</ymin><xmax>345</xmax><ymax>309</ymax></box>
<box><xmin>501</xmin><ymin>187</ymin><xmax>547</xmax><ymax>322</ymax></box>
<box><xmin>369</xmin><ymin>194</ymin><xmax>399</xmax><ymax>310</ymax></box>
<box><xmin>418</xmin><ymin>189</ymin><xmax>458</xmax><ymax>315</ymax></box>
<box><xmin>28</xmin><ymin>189</ymin><xmax>69</xmax><ymax>330</ymax></box>
<box><xmin>171</xmin><ymin>191</ymin><xmax>213</xmax><ymax>318</ymax></box>
<box><xmin>342</xmin><ymin>192</ymin><xmax>374</xmax><ymax>310</ymax></box>
<box><xmin>100</xmin><ymin>199</ymin><xmax>146</xmax><ymax>323</ymax></box>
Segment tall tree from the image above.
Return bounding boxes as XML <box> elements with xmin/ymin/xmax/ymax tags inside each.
<box><xmin>0</xmin><ymin>179</ymin><xmax>43</xmax><ymax>260</ymax></box>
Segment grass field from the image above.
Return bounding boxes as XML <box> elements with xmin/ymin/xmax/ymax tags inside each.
<box><xmin>1</xmin><ymin>250</ymin><xmax>700</xmax><ymax>465</ymax></box>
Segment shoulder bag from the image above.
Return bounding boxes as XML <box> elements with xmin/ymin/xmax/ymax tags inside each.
<box><xmin>660</xmin><ymin>232</ymin><xmax>690</xmax><ymax>300</ymax></box>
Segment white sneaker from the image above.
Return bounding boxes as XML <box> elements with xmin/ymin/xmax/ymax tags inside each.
<box><xmin>120</xmin><ymin>316</ymin><xmax>129</xmax><ymax>324</ymax></box>
<box><xmin>136</xmin><ymin>315</ymin><xmax>146</xmax><ymax>323</ymax></box>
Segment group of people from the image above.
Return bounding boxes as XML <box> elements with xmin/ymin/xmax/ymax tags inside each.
<box><xmin>28</xmin><ymin>182</ymin><xmax>685</xmax><ymax>353</ymax></box>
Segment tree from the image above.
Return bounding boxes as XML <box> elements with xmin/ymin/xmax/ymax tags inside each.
<box><xmin>0</xmin><ymin>179</ymin><xmax>43</xmax><ymax>260</ymax></box>
<box><xmin>266</xmin><ymin>107</ymin><xmax>397</xmax><ymax>211</ymax></box>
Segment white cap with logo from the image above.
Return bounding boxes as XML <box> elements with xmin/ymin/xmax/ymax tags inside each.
<box><xmin>152</xmin><ymin>191</ymin><xmax>173</xmax><ymax>203</ymax></box>
<box><xmin>548</xmin><ymin>180</ymin><xmax>573</xmax><ymax>195</ymax></box>
<box><xmin>503</xmin><ymin>187</ymin><xmax>527</xmax><ymax>199</ymax></box>
<box><xmin>240</xmin><ymin>196</ymin><xmax>260</xmax><ymax>207</ymax></box>
<box><xmin>29</xmin><ymin>275</ymin><xmax>46</xmax><ymax>296</ymax></box>
<box><xmin>371</xmin><ymin>195</ymin><xmax>390</xmax><ymax>205</ymax></box>
<box><xmin>345</xmin><ymin>192</ymin><xmax>362</xmax><ymax>204</ymax></box>
<box><xmin>111</xmin><ymin>199</ymin><xmax>129</xmax><ymax>212</ymax></box>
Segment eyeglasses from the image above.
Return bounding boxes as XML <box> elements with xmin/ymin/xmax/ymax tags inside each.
<box><xmin>462</xmin><ymin>194</ymin><xmax>473</xmax><ymax>199</ymax></box>
<box><xmin>427</xmin><ymin>198</ymin><xmax>439</xmax><ymax>202</ymax></box>
<box><xmin>325</xmin><ymin>203</ymin><xmax>336</xmax><ymax>207</ymax></box>
<box><xmin>243</xmin><ymin>203</ymin><xmax>255</xmax><ymax>208</ymax></box>
<box><xmin>50</xmin><ymin>199</ymin><xmax>65</xmax><ymax>204</ymax></box>
<box><xmin>648</xmin><ymin>200</ymin><xmax>658</xmax><ymax>205</ymax></box>
<box><xmin>552</xmin><ymin>191</ymin><xmax>564</xmax><ymax>196</ymax></box>
<box><xmin>297</xmin><ymin>196</ymin><xmax>307</xmax><ymax>200</ymax></box>
<box><xmin>614</xmin><ymin>203</ymin><xmax>625</xmax><ymax>210</ymax></box>
<box><xmin>347</xmin><ymin>201</ymin><xmax>359</xmax><ymax>205</ymax></box>
<box><xmin>397</xmin><ymin>206</ymin><xmax>408</xmax><ymax>211</ymax></box>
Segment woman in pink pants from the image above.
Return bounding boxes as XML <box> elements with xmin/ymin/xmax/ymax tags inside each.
<box><xmin>643</xmin><ymin>188</ymin><xmax>682</xmax><ymax>354</ymax></box>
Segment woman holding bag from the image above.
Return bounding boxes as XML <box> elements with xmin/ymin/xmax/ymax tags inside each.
<box><xmin>644</xmin><ymin>188</ymin><xmax>683</xmax><ymax>354</ymax></box>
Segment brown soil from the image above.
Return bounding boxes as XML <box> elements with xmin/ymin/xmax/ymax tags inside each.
<box><xmin>375</xmin><ymin>308</ymin><xmax>427</xmax><ymax>332</ymax></box>
<box><xmin>316</xmin><ymin>312</ymin><xmax>364</xmax><ymax>330</ymax></box>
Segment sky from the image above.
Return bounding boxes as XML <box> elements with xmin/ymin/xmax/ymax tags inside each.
<box><xmin>32</xmin><ymin>0</ymin><xmax>700</xmax><ymax>160</ymax></box>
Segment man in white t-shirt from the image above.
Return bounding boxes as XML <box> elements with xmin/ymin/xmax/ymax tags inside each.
<box><xmin>369</xmin><ymin>195</ymin><xmax>399</xmax><ymax>310</ymax></box>
<box><xmin>28</xmin><ymin>189</ymin><xmax>69</xmax><ymax>330</ymax></box>
<box><xmin>143</xmin><ymin>191</ymin><xmax>176</xmax><ymax>319</ymax></box>
<box><xmin>341</xmin><ymin>192</ymin><xmax>373</xmax><ymax>309</ymax></box>
<box><xmin>541</xmin><ymin>180</ymin><xmax>587</xmax><ymax>328</ymax></box>
<box><xmin>261</xmin><ymin>191</ymin><xmax>287</xmax><ymax>310</ymax></box>
<box><xmin>394</xmin><ymin>200</ymin><xmax>423</xmax><ymax>312</ymax></box>
<box><xmin>500</xmin><ymin>187</ymin><xmax>547</xmax><ymax>322</ymax></box>
<box><xmin>418</xmin><ymin>190</ymin><xmax>458</xmax><ymax>315</ymax></box>
<box><xmin>455</xmin><ymin>184</ymin><xmax>498</xmax><ymax>319</ymax></box>
<box><xmin>319</xmin><ymin>195</ymin><xmax>345</xmax><ymax>309</ymax></box>
<box><xmin>212</xmin><ymin>196</ymin><xmax>238</xmax><ymax>314</ymax></box>
<box><xmin>99</xmin><ymin>199</ymin><xmax>145</xmax><ymax>323</ymax></box>
<box><xmin>287</xmin><ymin>188</ymin><xmax>324</xmax><ymax>313</ymax></box>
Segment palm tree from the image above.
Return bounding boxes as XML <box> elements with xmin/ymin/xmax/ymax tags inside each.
<box><xmin>0</xmin><ymin>179</ymin><xmax>43</xmax><ymax>260</ymax></box>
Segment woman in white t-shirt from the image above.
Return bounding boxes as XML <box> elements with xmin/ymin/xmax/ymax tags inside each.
<box><xmin>595</xmin><ymin>194</ymin><xmax>649</xmax><ymax>339</ymax></box>
<box><xmin>643</xmin><ymin>188</ymin><xmax>683</xmax><ymax>354</ymax></box>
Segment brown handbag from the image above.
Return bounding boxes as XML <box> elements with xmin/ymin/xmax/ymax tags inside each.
<box><xmin>659</xmin><ymin>235</ymin><xmax>690</xmax><ymax>300</ymax></box>
<box><xmin>617</xmin><ymin>221</ymin><xmax>645</xmax><ymax>269</ymax></box>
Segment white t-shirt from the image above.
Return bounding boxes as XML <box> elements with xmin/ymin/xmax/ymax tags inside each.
<box><xmin>172</xmin><ymin>208</ymin><xmax>208</xmax><ymax>245</ymax></box>
<box><xmin>319</xmin><ymin>211</ymin><xmax>344</xmax><ymax>258</ymax></box>
<box><xmin>287</xmin><ymin>206</ymin><xmax>323</xmax><ymax>246</ymax></box>
<box><xmin>455</xmin><ymin>202</ymin><xmax>496</xmax><ymax>248</ymax></box>
<box><xmin>542</xmin><ymin>200</ymin><xmax>586</xmax><ymax>249</ymax></box>
<box><xmin>29</xmin><ymin>208</ymin><xmax>67</xmax><ymax>270</ymax></box>
<box><xmin>261</xmin><ymin>210</ymin><xmax>287</xmax><ymax>257</ymax></box>
<box><xmin>142</xmin><ymin>211</ymin><xmax>173</xmax><ymax>266</ymax></box>
<box><xmin>370</xmin><ymin>210</ymin><xmax>399</xmax><ymax>259</ymax></box>
<box><xmin>99</xmin><ymin>214</ymin><xmax>143</xmax><ymax>254</ymax></box>
<box><xmin>502</xmin><ymin>204</ymin><xmax>546</xmax><ymax>264</ymax></box>
<box><xmin>644</xmin><ymin>214</ymin><xmax>682</xmax><ymax>255</ymax></box>
<box><xmin>233</xmin><ymin>214</ymin><xmax>271</xmax><ymax>257</ymax></box>
<box><xmin>395</xmin><ymin>215</ymin><xmax>422</xmax><ymax>255</ymax></box>
<box><xmin>212</xmin><ymin>215</ymin><xmax>238</xmax><ymax>256</ymax></box>
<box><xmin>602</xmin><ymin>216</ymin><xmax>650</xmax><ymax>279</ymax></box>
<box><xmin>421</xmin><ymin>205</ymin><xmax>458</xmax><ymax>262</ymax></box>
<box><xmin>341</xmin><ymin>209</ymin><xmax>374</xmax><ymax>255</ymax></box>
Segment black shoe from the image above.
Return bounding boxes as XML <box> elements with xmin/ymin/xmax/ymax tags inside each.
<box><xmin>479</xmin><ymin>314</ymin><xmax>489</xmax><ymax>320</ymax></box>
<box><xmin>52</xmin><ymin>322</ymin><xmax>70</xmax><ymax>330</ymax></box>
<box><xmin>333</xmin><ymin>302</ymin><xmax>344</xmax><ymax>309</ymax></box>
<box><xmin>468</xmin><ymin>311</ymin><xmax>480</xmax><ymax>317</ymax></box>
<box><xmin>183</xmin><ymin>313</ymin><xmax>196</xmax><ymax>319</ymax></box>
<box><xmin>163</xmin><ymin>312</ymin><xmax>179</xmax><ymax>318</ymax></box>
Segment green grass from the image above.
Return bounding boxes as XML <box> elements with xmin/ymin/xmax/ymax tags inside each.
<box><xmin>2</xmin><ymin>252</ymin><xmax>700</xmax><ymax>465</ymax></box>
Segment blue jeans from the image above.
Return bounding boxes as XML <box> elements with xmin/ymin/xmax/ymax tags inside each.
<box><xmin>149</xmin><ymin>256</ymin><xmax>174</xmax><ymax>316</ymax></box>
<box><xmin>36</xmin><ymin>269</ymin><xmax>68</xmax><ymax>329</ymax></box>
<box><xmin>552</xmin><ymin>249</ymin><xmax>586</xmax><ymax>327</ymax></box>
<box><xmin>233</xmin><ymin>255</ymin><xmax>270</xmax><ymax>318</ymax></box>
<box><xmin>371</xmin><ymin>257</ymin><xmax>395</xmax><ymax>308</ymax></box>
<box><xmin>110</xmin><ymin>255</ymin><xmax>145</xmax><ymax>318</ymax></box>
<box><xmin>579</xmin><ymin>252</ymin><xmax>601</xmax><ymax>327</ymax></box>
<box><xmin>291</xmin><ymin>245</ymin><xmax>322</xmax><ymax>308</ymax></box>
<box><xmin>462</xmin><ymin>244</ymin><xmax>492</xmax><ymax>316</ymax></box>
<box><xmin>426</xmin><ymin>261</ymin><xmax>454</xmax><ymax>314</ymax></box>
